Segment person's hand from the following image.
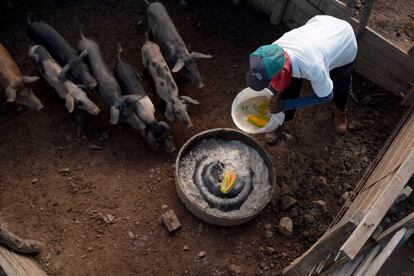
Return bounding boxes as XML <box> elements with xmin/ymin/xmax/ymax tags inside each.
<box><xmin>269</xmin><ymin>95</ymin><xmax>284</xmax><ymax>114</ymax></box>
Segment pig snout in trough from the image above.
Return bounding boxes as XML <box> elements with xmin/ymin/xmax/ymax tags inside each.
<box><xmin>28</xmin><ymin>45</ymin><xmax>100</xmax><ymax>115</ymax></box>
<box><xmin>146</xmin><ymin>1</ymin><xmax>212</xmax><ymax>88</ymax></box>
<box><xmin>79</xmin><ymin>33</ymin><xmax>142</xmax><ymax>126</ymax></box>
<box><xmin>146</xmin><ymin>121</ymin><xmax>175</xmax><ymax>153</ymax></box>
<box><xmin>0</xmin><ymin>43</ymin><xmax>43</xmax><ymax>111</ymax></box>
<box><xmin>142</xmin><ymin>40</ymin><xmax>199</xmax><ymax>128</ymax></box>
<box><xmin>115</xmin><ymin>44</ymin><xmax>174</xmax><ymax>152</ymax></box>
<box><xmin>27</xmin><ymin>17</ymin><xmax>97</xmax><ymax>90</ymax></box>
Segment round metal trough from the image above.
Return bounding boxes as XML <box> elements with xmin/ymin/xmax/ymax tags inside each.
<box><xmin>175</xmin><ymin>128</ymin><xmax>275</xmax><ymax>226</ymax></box>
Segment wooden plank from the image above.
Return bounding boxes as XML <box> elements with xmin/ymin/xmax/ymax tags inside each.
<box><xmin>364</xmin><ymin>228</ymin><xmax>408</xmax><ymax>275</ymax></box>
<box><xmin>270</xmin><ymin>0</ymin><xmax>288</xmax><ymax>25</ymax></box>
<box><xmin>339</xmin><ymin>150</ymin><xmax>414</xmax><ymax>260</ymax></box>
<box><xmin>353</xmin><ymin>244</ymin><xmax>381</xmax><ymax>276</ymax></box>
<box><xmin>282</xmin><ymin>220</ymin><xmax>356</xmax><ymax>275</ymax></box>
<box><xmin>376</xmin><ymin>211</ymin><xmax>414</xmax><ymax>242</ymax></box>
<box><xmin>332</xmin><ymin>253</ymin><xmax>364</xmax><ymax>275</ymax></box>
<box><xmin>0</xmin><ymin>246</ymin><xmax>47</xmax><ymax>276</ymax></box>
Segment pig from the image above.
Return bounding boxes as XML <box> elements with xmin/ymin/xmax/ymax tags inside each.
<box><xmin>142</xmin><ymin>40</ymin><xmax>199</xmax><ymax>128</ymax></box>
<box><xmin>114</xmin><ymin>45</ymin><xmax>175</xmax><ymax>152</ymax></box>
<box><xmin>145</xmin><ymin>1</ymin><xmax>212</xmax><ymax>88</ymax></box>
<box><xmin>78</xmin><ymin>33</ymin><xmax>142</xmax><ymax>127</ymax></box>
<box><xmin>27</xmin><ymin>17</ymin><xmax>97</xmax><ymax>90</ymax></box>
<box><xmin>0</xmin><ymin>43</ymin><xmax>43</xmax><ymax>110</ymax></box>
<box><xmin>28</xmin><ymin>45</ymin><xmax>100</xmax><ymax>115</ymax></box>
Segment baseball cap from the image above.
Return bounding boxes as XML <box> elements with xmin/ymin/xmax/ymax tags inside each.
<box><xmin>246</xmin><ymin>44</ymin><xmax>286</xmax><ymax>91</ymax></box>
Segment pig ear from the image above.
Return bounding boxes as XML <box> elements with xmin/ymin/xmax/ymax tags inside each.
<box><xmin>5</xmin><ymin>86</ymin><xmax>17</xmax><ymax>102</ymax></box>
<box><xmin>165</xmin><ymin>102</ymin><xmax>175</xmax><ymax>121</ymax></box>
<box><xmin>122</xmin><ymin>94</ymin><xmax>142</xmax><ymax>104</ymax></box>
<box><xmin>21</xmin><ymin>75</ymin><xmax>40</xmax><ymax>84</ymax></box>
<box><xmin>65</xmin><ymin>94</ymin><xmax>75</xmax><ymax>113</ymax></box>
<box><xmin>110</xmin><ymin>106</ymin><xmax>120</xmax><ymax>124</ymax></box>
<box><xmin>171</xmin><ymin>59</ymin><xmax>185</xmax><ymax>73</ymax></box>
<box><xmin>181</xmin><ymin>96</ymin><xmax>199</xmax><ymax>105</ymax></box>
<box><xmin>190</xmin><ymin>52</ymin><xmax>212</xmax><ymax>59</ymax></box>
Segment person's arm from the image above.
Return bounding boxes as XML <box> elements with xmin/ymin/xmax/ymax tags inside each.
<box><xmin>282</xmin><ymin>92</ymin><xmax>333</xmax><ymax>110</ymax></box>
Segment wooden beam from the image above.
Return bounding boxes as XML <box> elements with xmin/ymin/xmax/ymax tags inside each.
<box><xmin>339</xmin><ymin>150</ymin><xmax>414</xmax><ymax>260</ymax></box>
<box><xmin>0</xmin><ymin>246</ymin><xmax>47</xmax><ymax>276</ymax></box>
<box><xmin>353</xmin><ymin>244</ymin><xmax>381</xmax><ymax>276</ymax></box>
<box><xmin>270</xmin><ymin>0</ymin><xmax>288</xmax><ymax>25</ymax></box>
<box><xmin>376</xmin><ymin>211</ymin><xmax>414</xmax><ymax>242</ymax></box>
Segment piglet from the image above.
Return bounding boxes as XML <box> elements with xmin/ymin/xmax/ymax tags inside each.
<box><xmin>78</xmin><ymin>33</ymin><xmax>142</xmax><ymax>127</ymax></box>
<box><xmin>114</xmin><ymin>45</ymin><xmax>175</xmax><ymax>152</ymax></box>
<box><xmin>146</xmin><ymin>1</ymin><xmax>212</xmax><ymax>88</ymax></box>
<box><xmin>27</xmin><ymin>17</ymin><xmax>97</xmax><ymax>90</ymax></box>
<box><xmin>0</xmin><ymin>43</ymin><xmax>43</xmax><ymax>110</ymax></box>
<box><xmin>142</xmin><ymin>40</ymin><xmax>199</xmax><ymax>128</ymax></box>
<box><xmin>28</xmin><ymin>45</ymin><xmax>100</xmax><ymax>115</ymax></box>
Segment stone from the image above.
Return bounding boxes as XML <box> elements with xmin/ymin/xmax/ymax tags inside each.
<box><xmin>312</xmin><ymin>200</ymin><xmax>327</xmax><ymax>212</ymax></box>
<box><xmin>315</xmin><ymin>176</ymin><xmax>328</xmax><ymax>186</ymax></box>
<box><xmin>59</xmin><ymin>168</ymin><xmax>70</xmax><ymax>175</ymax></box>
<box><xmin>227</xmin><ymin>264</ymin><xmax>242</xmax><ymax>275</ymax></box>
<box><xmin>304</xmin><ymin>214</ymin><xmax>315</xmax><ymax>224</ymax></box>
<box><xmin>340</xmin><ymin>192</ymin><xmax>349</xmax><ymax>203</ymax></box>
<box><xmin>264</xmin><ymin>223</ymin><xmax>272</xmax><ymax>230</ymax></box>
<box><xmin>87</xmin><ymin>247</ymin><xmax>93</xmax><ymax>252</ymax></box>
<box><xmin>183</xmin><ymin>245</ymin><xmax>189</xmax><ymax>251</ymax></box>
<box><xmin>161</xmin><ymin>204</ymin><xmax>168</xmax><ymax>210</ymax></box>
<box><xmin>160</xmin><ymin>210</ymin><xmax>181</xmax><ymax>232</ymax></box>
<box><xmin>89</xmin><ymin>144</ymin><xmax>103</xmax><ymax>150</ymax></box>
<box><xmin>290</xmin><ymin>207</ymin><xmax>299</xmax><ymax>218</ymax></box>
<box><xmin>279</xmin><ymin>195</ymin><xmax>297</xmax><ymax>211</ymax></box>
<box><xmin>265</xmin><ymin>230</ymin><xmax>274</xmax><ymax>239</ymax></box>
<box><xmin>266</xmin><ymin>247</ymin><xmax>276</xmax><ymax>254</ymax></box>
<box><xmin>32</xmin><ymin>178</ymin><xmax>38</xmax><ymax>184</ymax></box>
<box><xmin>278</xmin><ymin>217</ymin><xmax>293</xmax><ymax>236</ymax></box>
<box><xmin>128</xmin><ymin>231</ymin><xmax>135</xmax><ymax>240</ymax></box>
<box><xmin>198</xmin><ymin>251</ymin><xmax>206</xmax><ymax>258</ymax></box>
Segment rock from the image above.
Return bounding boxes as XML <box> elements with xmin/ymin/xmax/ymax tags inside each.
<box><xmin>32</xmin><ymin>178</ymin><xmax>38</xmax><ymax>184</ymax></box>
<box><xmin>278</xmin><ymin>217</ymin><xmax>293</xmax><ymax>236</ymax></box>
<box><xmin>259</xmin><ymin>262</ymin><xmax>266</xmax><ymax>269</ymax></box>
<box><xmin>312</xmin><ymin>200</ymin><xmax>327</xmax><ymax>212</ymax></box>
<box><xmin>128</xmin><ymin>231</ymin><xmax>135</xmax><ymax>240</ymax></box>
<box><xmin>279</xmin><ymin>195</ymin><xmax>297</xmax><ymax>211</ymax></box>
<box><xmin>227</xmin><ymin>264</ymin><xmax>242</xmax><ymax>275</ymax></box>
<box><xmin>101</xmin><ymin>213</ymin><xmax>115</xmax><ymax>224</ymax></box>
<box><xmin>340</xmin><ymin>192</ymin><xmax>349</xmax><ymax>203</ymax></box>
<box><xmin>59</xmin><ymin>168</ymin><xmax>70</xmax><ymax>175</ymax></box>
<box><xmin>265</xmin><ymin>132</ymin><xmax>279</xmax><ymax>145</ymax></box>
<box><xmin>198</xmin><ymin>223</ymin><xmax>203</xmax><ymax>233</ymax></box>
<box><xmin>87</xmin><ymin>247</ymin><xmax>93</xmax><ymax>252</ymax></box>
<box><xmin>89</xmin><ymin>144</ymin><xmax>103</xmax><ymax>150</ymax></box>
<box><xmin>342</xmin><ymin>182</ymin><xmax>351</xmax><ymax>190</ymax></box>
<box><xmin>183</xmin><ymin>245</ymin><xmax>189</xmax><ymax>251</ymax></box>
<box><xmin>304</xmin><ymin>214</ymin><xmax>315</xmax><ymax>224</ymax></box>
<box><xmin>266</xmin><ymin>247</ymin><xmax>276</xmax><ymax>254</ymax></box>
<box><xmin>315</xmin><ymin>176</ymin><xmax>328</xmax><ymax>186</ymax></box>
<box><xmin>161</xmin><ymin>204</ymin><xmax>168</xmax><ymax>210</ymax></box>
<box><xmin>264</xmin><ymin>223</ymin><xmax>272</xmax><ymax>230</ymax></box>
<box><xmin>198</xmin><ymin>251</ymin><xmax>206</xmax><ymax>258</ymax></box>
<box><xmin>265</xmin><ymin>230</ymin><xmax>274</xmax><ymax>239</ymax></box>
<box><xmin>160</xmin><ymin>209</ymin><xmax>181</xmax><ymax>232</ymax></box>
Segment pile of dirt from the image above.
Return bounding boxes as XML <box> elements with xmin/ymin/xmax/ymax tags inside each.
<box><xmin>0</xmin><ymin>1</ymin><xmax>407</xmax><ymax>275</ymax></box>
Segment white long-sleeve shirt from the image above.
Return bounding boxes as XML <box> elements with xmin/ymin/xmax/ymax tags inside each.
<box><xmin>274</xmin><ymin>15</ymin><xmax>358</xmax><ymax>97</ymax></box>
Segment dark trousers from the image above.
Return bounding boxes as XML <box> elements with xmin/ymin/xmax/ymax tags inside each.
<box><xmin>282</xmin><ymin>60</ymin><xmax>356</xmax><ymax>122</ymax></box>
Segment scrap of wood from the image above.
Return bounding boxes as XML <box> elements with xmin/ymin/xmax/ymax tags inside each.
<box><xmin>394</xmin><ymin>186</ymin><xmax>413</xmax><ymax>205</ymax></box>
<box><xmin>160</xmin><ymin>210</ymin><xmax>181</xmax><ymax>232</ymax></box>
<box><xmin>364</xmin><ymin>228</ymin><xmax>411</xmax><ymax>275</ymax></box>
<box><xmin>0</xmin><ymin>224</ymin><xmax>43</xmax><ymax>255</ymax></box>
<box><xmin>375</xmin><ymin>211</ymin><xmax>414</xmax><ymax>243</ymax></box>
<box><xmin>353</xmin><ymin>244</ymin><xmax>381</xmax><ymax>276</ymax></box>
<box><xmin>282</xmin><ymin>220</ymin><xmax>356</xmax><ymax>275</ymax></box>
<box><xmin>0</xmin><ymin>246</ymin><xmax>47</xmax><ymax>276</ymax></box>
<box><xmin>339</xmin><ymin>150</ymin><xmax>414</xmax><ymax>260</ymax></box>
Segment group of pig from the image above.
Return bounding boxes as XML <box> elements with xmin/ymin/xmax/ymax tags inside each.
<box><xmin>0</xmin><ymin>1</ymin><xmax>211</xmax><ymax>152</ymax></box>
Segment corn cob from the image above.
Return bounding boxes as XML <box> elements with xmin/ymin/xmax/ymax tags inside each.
<box><xmin>220</xmin><ymin>171</ymin><xmax>237</xmax><ymax>194</ymax></box>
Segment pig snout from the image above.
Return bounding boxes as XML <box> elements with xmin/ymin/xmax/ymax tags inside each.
<box><xmin>184</xmin><ymin>61</ymin><xmax>204</xmax><ymax>88</ymax></box>
<box><xmin>146</xmin><ymin>122</ymin><xmax>175</xmax><ymax>153</ymax></box>
<box><xmin>15</xmin><ymin>87</ymin><xmax>44</xmax><ymax>111</ymax></box>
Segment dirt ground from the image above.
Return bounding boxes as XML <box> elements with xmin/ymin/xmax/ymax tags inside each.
<box><xmin>0</xmin><ymin>1</ymin><xmax>408</xmax><ymax>275</ymax></box>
